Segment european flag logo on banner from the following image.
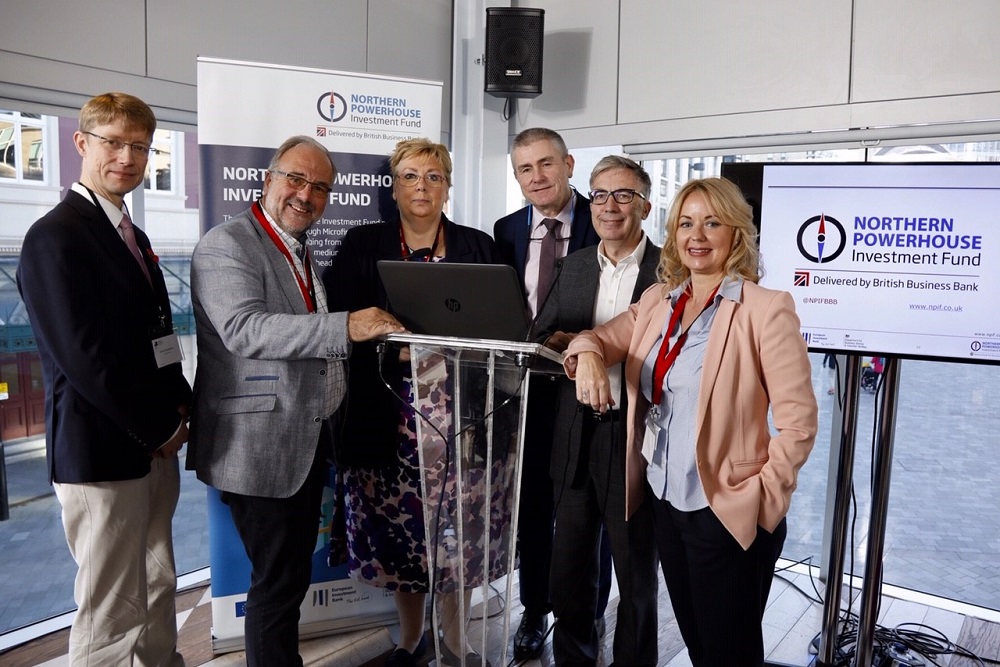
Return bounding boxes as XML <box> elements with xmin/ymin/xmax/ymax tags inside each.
<box><xmin>794</xmin><ymin>271</ymin><xmax>810</xmax><ymax>287</ymax></box>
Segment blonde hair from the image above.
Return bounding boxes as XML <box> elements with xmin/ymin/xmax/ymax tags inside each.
<box><xmin>658</xmin><ymin>177</ymin><xmax>761</xmax><ymax>288</ymax></box>
<box><xmin>79</xmin><ymin>92</ymin><xmax>156</xmax><ymax>138</ymax></box>
<box><xmin>389</xmin><ymin>138</ymin><xmax>452</xmax><ymax>186</ymax></box>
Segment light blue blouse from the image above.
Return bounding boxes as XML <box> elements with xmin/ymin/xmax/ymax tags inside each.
<box><xmin>640</xmin><ymin>276</ymin><xmax>744</xmax><ymax>509</ymax></box>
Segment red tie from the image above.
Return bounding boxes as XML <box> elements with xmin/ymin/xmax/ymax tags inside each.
<box><xmin>120</xmin><ymin>212</ymin><xmax>152</xmax><ymax>285</ymax></box>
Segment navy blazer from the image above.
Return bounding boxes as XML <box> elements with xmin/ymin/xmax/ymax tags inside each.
<box><xmin>16</xmin><ymin>189</ymin><xmax>192</xmax><ymax>483</ymax></box>
<box><xmin>492</xmin><ymin>190</ymin><xmax>600</xmax><ymax>288</ymax></box>
<box><xmin>322</xmin><ymin>215</ymin><xmax>500</xmax><ymax>467</ymax></box>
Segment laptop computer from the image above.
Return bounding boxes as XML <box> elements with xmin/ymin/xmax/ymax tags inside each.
<box><xmin>376</xmin><ymin>260</ymin><xmax>532</xmax><ymax>341</ymax></box>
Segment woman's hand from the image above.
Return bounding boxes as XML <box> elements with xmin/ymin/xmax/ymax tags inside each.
<box><xmin>573</xmin><ymin>351</ymin><xmax>615</xmax><ymax>413</ymax></box>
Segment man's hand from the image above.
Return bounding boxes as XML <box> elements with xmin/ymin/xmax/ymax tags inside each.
<box><xmin>154</xmin><ymin>418</ymin><xmax>189</xmax><ymax>459</ymax></box>
<box><xmin>348</xmin><ymin>307</ymin><xmax>406</xmax><ymax>342</ymax></box>
<box><xmin>543</xmin><ymin>331</ymin><xmax>576</xmax><ymax>353</ymax></box>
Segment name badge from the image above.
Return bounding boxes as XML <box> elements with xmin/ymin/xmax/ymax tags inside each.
<box><xmin>152</xmin><ymin>333</ymin><xmax>183</xmax><ymax>368</ymax></box>
<box><xmin>641</xmin><ymin>407</ymin><xmax>661</xmax><ymax>465</ymax></box>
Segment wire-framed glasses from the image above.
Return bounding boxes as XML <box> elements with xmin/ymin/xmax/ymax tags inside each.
<box><xmin>270</xmin><ymin>169</ymin><xmax>334</xmax><ymax>197</ymax></box>
<box><xmin>84</xmin><ymin>131</ymin><xmax>156</xmax><ymax>157</ymax></box>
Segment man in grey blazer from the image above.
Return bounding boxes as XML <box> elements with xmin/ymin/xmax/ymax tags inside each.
<box><xmin>534</xmin><ymin>156</ymin><xmax>660</xmax><ymax>666</ymax></box>
<box><xmin>188</xmin><ymin>135</ymin><xmax>403</xmax><ymax>667</ymax></box>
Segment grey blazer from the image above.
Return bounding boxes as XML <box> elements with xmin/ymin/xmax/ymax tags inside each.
<box><xmin>187</xmin><ymin>207</ymin><xmax>350</xmax><ymax>498</ymax></box>
<box><xmin>534</xmin><ymin>237</ymin><xmax>661</xmax><ymax>484</ymax></box>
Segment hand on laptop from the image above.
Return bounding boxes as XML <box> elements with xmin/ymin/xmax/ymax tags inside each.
<box><xmin>347</xmin><ymin>307</ymin><xmax>406</xmax><ymax>342</ymax></box>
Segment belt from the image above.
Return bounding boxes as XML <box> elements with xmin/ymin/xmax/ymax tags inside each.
<box><xmin>578</xmin><ymin>406</ymin><xmax>621</xmax><ymax>422</ymax></box>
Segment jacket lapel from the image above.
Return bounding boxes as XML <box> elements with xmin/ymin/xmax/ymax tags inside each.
<box><xmin>246</xmin><ymin>213</ymin><xmax>313</xmax><ymax>315</ymax></box>
<box><xmin>696</xmin><ymin>292</ymin><xmax>738</xmax><ymax>436</ymax></box>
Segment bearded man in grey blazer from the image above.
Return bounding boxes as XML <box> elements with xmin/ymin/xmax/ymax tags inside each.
<box><xmin>534</xmin><ymin>155</ymin><xmax>660</xmax><ymax>666</ymax></box>
<box><xmin>188</xmin><ymin>135</ymin><xmax>403</xmax><ymax>667</ymax></box>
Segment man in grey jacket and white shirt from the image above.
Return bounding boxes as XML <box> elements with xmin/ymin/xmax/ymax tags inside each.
<box><xmin>188</xmin><ymin>135</ymin><xmax>403</xmax><ymax>667</ymax></box>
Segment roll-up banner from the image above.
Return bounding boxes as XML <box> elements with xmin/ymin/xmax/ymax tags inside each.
<box><xmin>197</xmin><ymin>57</ymin><xmax>442</xmax><ymax>651</ymax></box>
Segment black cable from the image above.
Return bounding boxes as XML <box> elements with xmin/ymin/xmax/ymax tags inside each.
<box><xmin>775</xmin><ymin>363</ymin><xmax>992</xmax><ymax>667</ymax></box>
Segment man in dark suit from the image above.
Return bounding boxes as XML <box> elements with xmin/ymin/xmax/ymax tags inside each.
<box><xmin>493</xmin><ymin>128</ymin><xmax>603</xmax><ymax>659</ymax></box>
<box><xmin>535</xmin><ymin>155</ymin><xmax>660</xmax><ymax>666</ymax></box>
<box><xmin>16</xmin><ymin>92</ymin><xmax>193</xmax><ymax>665</ymax></box>
<box><xmin>188</xmin><ymin>135</ymin><xmax>402</xmax><ymax>667</ymax></box>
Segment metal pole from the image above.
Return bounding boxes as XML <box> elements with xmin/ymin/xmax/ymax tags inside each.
<box><xmin>816</xmin><ymin>354</ymin><xmax>865</xmax><ymax>665</ymax></box>
<box><xmin>854</xmin><ymin>357</ymin><xmax>902</xmax><ymax>667</ymax></box>
<box><xmin>0</xmin><ymin>435</ymin><xmax>9</xmax><ymax>521</ymax></box>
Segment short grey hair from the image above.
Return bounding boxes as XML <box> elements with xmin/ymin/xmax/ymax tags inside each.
<box><xmin>268</xmin><ymin>135</ymin><xmax>337</xmax><ymax>183</ymax></box>
<box><xmin>589</xmin><ymin>155</ymin><xmax>651</xmax><ymax>198</ymax></box>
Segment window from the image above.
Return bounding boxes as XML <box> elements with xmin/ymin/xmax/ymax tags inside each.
<box><xmin>0</xmin><ymin>111</ymin><xmax>46</xmax><ymax>183</ymax></box>
<box><xmin>144</xmin><ymin>129</ymin><xmax>177</xmax><ymax>194</ymax></box>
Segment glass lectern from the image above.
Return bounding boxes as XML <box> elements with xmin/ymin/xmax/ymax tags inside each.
<box><xmin>385</xmin><ymin>332</ymin><xmax>562</xmax><ymax>667</ymax></box>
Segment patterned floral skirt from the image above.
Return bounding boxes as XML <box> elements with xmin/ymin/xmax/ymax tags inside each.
<box><xmin>344</xmin><ymin>365</ymin><xmax>515</xmax><ymax>594</ymax></box>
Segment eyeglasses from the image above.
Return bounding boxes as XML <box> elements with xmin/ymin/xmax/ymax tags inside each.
<box><xmin>270</xmin><ymin>169</ymin><xmax>334</xmax><ymax>197</ymax></box>
<box><xmin>396</xmin><ymin>172</ymin><xmax>447</xmax><ymax>188</ymax></box>
<box><xmin>84</xmin><ymin>131</ymin><xmax>156</xmax><ymax>157</ymax></box>
<box><xmin>589</xmin><ymin>189</ymin><xmax>647</xmax><ymax>205</ymax></box>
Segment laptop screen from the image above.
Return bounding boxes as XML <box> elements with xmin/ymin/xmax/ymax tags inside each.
<box><xmin>376</xmin><ymin>261</ymin><xmax>532</xmax><ymax>341</ymax></box>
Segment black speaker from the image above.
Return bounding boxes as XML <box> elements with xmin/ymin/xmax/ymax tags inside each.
<box><xmin>484</xmin><ymin>7</ymin><xmax>544</xmax><ymax>99</ymax></box>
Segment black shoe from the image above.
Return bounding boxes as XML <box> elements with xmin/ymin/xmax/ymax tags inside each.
<box><xmin>513</xmin><ymin>611</ymin><xmax>548</xmax><ymax>659</ymax></box>
<box><xmin>386</xmin><ymin>635</ymin><xmax>427</xmax><ymax>666</ymax></box>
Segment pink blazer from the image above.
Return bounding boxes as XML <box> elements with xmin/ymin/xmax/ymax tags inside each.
<box><xmin>565</xmin><ymin>280</ymin><xmax>817</xmax><ymax>550</ymax></box>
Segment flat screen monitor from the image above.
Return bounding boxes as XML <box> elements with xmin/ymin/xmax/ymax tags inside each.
<box><xmin>721</xmin><ymin>161</ymin><xmax>1000</xmax><ymax>365</ymax></box>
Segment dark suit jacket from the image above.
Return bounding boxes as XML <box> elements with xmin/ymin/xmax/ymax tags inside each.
<box><xmin>492</xmin><ymin>191</ymin><xmax>599</xmax><ymax>294</ymax></box>
<box><xmin>534</xmin><ymin>238</ymin><xmax>660</xmax><ymax>485</ymax></box>
<box><xmin>322</xmin><ymin>215</ymin><xmax>500</xmax><ymax>467</ymax></box>
<box><xmin>16</xmin><ymin>189</ymin><xmax>192</xmax><ymax>483</ymax></box>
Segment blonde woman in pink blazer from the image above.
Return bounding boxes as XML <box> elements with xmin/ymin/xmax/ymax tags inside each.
<box><xmin>564</xmin><ymin>177</ymin><xmax>817</xmax><ymax>666</ymax></box>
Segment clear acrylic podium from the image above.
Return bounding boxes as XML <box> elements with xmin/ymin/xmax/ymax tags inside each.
<box><xmin>384</xmin><ymin>332</ymin><xmax>562</xmax><ymax>667</ymax></box>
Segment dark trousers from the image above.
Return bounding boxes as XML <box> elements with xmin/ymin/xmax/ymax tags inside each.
<box><xmin>517</xmin><ymin>377</ymin><xmax>558</xmax><ymax>615</ymax></box>
<box><xmin>223</xmin><ymin>439</ymin><xmax>329</xmax><ymax>667</ymax></box>
<box><xmin>652</xmin><ymin>500</ymin><xmax>786</xmax><ymax>667</ymax></box>
<box><xmin>551</xmin><ymin>416</ymin><xmax>659</xmax><ymax>666</ymax></box>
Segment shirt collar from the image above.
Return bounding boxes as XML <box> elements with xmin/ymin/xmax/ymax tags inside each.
<box><xmin>259</xmin><ymin>203</ymin><xmax>307</xmax><ymax>256</ymax></box>
<box><xmin>531</xmin><ymin>190</ymin><xmax>576</xmax><ymax>231</ymax></box>
<box><xmin>596</xmin><ymin>233</ymin><xmax>647</xmax><ymax>271</ymax></box>
<box><xmin>668</xmin><ymin>275</ymin><xmax>745</xmax><ymax>305</ymax></box>
<box><xmin>72</xmin><ymin>182</ymin><xmax>126</xmax><ymax>227</ymax></box>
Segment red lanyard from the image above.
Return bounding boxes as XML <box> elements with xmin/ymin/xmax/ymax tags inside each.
<box><xmin>650</xmin><ymin>283</ymin><xmax>721</xmax><ymax>405</ymax></box>
<box><xmin>251</xmin><ymin>201</ymin><xmax>316</xmax><ymax>313</ymax></box>
<box><xmin>399</xmin><ymin>223</ymin><xmax>443</xmax><ymax>261</ymax></box>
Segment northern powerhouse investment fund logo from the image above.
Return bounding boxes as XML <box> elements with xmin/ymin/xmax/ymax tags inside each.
<box><xmin>317</xmin><ymin>91</ymin><xmax>348</xmax><ymax>123</ymax></box>
<box><xmin>797</xmin><ymin>213</ymin><xmax>847</xmax><ymax>263</ymax></box>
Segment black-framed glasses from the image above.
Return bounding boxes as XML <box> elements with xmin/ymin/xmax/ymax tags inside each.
<box><xmin>270</xmin><ymin>169</ymin><xmax>334</xmax><ymax>197</ymax></box>
<box><xmin>84</xmin><ymin>131</ymin><xmax>156</xmax><ymax>157</ymax></box>
<box><xmin>589</xmin><ymin>189</ymin><xmax>647</xmax><ymax>205</ymax></box>
<box><xmin>395</xmin><ymin>172</ymin><xmax>447</xmax><ymax>188</ymax></box>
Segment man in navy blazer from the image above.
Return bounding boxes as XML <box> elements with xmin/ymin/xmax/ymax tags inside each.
<box><xmin>493</xmin><ymin>128</ymin><xmax>604</xmax><ymax>659</ymax></box>
<box><xmin>17</xmin><ymin>92</ymin><xmax>193</xmax><ymax>665</ymax></box>
<box><xmin>188</xmin><ymin>135</ymin><xmax>402</xmax><ymax>666</ymax></box>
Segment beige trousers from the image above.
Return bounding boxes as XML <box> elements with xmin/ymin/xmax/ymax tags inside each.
<box><xmin>55</xmin><ymin>456</ymin><xmax>184</xmax><ymax>667</ymax></box>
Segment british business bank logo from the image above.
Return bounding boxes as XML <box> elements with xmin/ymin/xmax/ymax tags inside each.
<box><xmin>316</xmin><ymin>91</ymin><xmax>348</xmax><ymax>123</ymax></box>
<box><xmin>796</xmin><ymin>213</ymin><xmax>846</xmax><ymax>264</ymax></box>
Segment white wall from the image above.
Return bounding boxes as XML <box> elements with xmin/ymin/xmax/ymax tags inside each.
<box><xmin>509</xmin><ymin>0</ymin><xmax>1000</xmax><ymax>153</ymax></box>
<box><xmin>0</xmin><ymin>0</ymin><xmax>454</xmax><ymax>137</ymax></box>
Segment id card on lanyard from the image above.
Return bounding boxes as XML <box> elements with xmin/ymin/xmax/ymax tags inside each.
<box><xmin>641</xmin><ymin>283</ymin><xmax>721</xmax><ymax>465</ymax></box>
